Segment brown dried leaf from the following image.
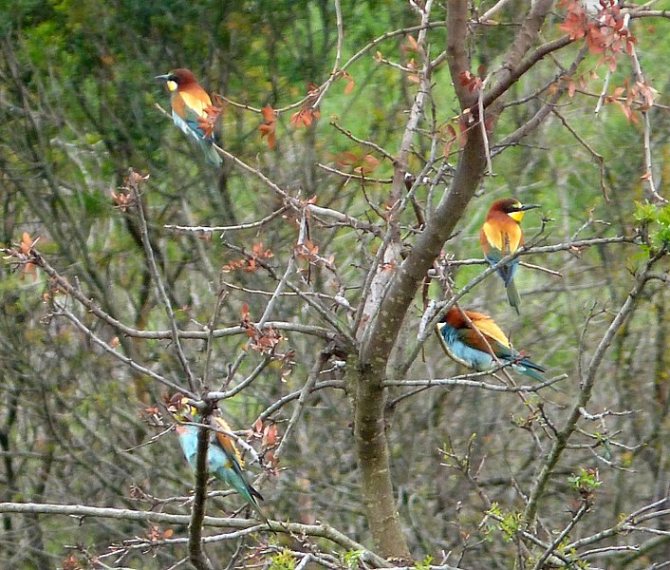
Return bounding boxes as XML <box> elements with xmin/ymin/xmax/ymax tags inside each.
<box><xmin>259</xmin><ymin>104</ymin><xmax>277</xmax><ymax>150</ymax></box>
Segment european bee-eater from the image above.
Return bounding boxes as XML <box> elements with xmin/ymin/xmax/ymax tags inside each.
<box><xmin>155</xmin><ymin>68</ymin><xmax>223</xmax><ymax>167</ymax></box>
<box><xmin>480</xmin><ymin>198</ymin><xmax>539</xmax><ymax>313</ymax></box>
<box><xmin>169</xmin><ymin>395</ymin><xmax>267</xmax><ymax>522</ymax></box>
<box><xmin>436</xmin><ymin>306</ymin><xmax>546</xmax><ymax>381</ymax></box>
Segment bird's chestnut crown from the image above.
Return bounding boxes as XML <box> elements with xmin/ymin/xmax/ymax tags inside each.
<box><xmin>490</xmin><ymin>198</ymin><xmax>540</xmax><ymax>222</ymax></box>
<box><xmin>155</xmin><ymin>68</ymin><xmax>197</xmax><ymax>92</ymax></box>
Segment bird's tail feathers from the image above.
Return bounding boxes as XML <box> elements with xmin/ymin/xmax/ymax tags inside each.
<box><xmin>241</xmin><ymin>482</ymin><xmax>269</xmax><ymax>525</ymax></box>
<box><xmin>250</xmin><ymin>499</ymin><xmax>270</xmax><ymax>526</ymax></box>
<box><xmin>200</xmin><ymin>140</ymin><xmax>223</xmax><ymax>167</ymax></box>
<box><xmin>506</xmin><ymin>280</ymin><xmax>521</xmax><ymax>314</ymax></box>
<box><xmin>219</xmin><ymin>467</ymin><xmax>269</xmax><ymax>524</ymax></box>
<box><xmin>514</xmin><ymin>357</ymin><xmax>546</xmax><ymax>381</ymax></box>
<box><xmin>249</xmin><ymin>482</ymin><xmax>264</xmax><ymax>503</ymax></box>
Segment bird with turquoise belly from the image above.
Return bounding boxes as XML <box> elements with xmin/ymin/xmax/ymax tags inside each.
<box><xmin>436</xmin><ymin>305</ymin><xmax>546</xmax><ymax>381</ymax></box>
<box><xmin>168</xmin><ymin>394</ymin><xmax>267</xmax><ymax>523</ymax></box>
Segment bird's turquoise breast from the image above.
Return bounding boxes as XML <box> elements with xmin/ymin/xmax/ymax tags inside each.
<box><xmin>440</xmin><ymin>324</ymin><xmax>494</xmax><ymax>371</ymax></box>
<box><xmin>177</xmin><ymin>425</ymin><xmax>200</xmax><ymax>467</ymax></box>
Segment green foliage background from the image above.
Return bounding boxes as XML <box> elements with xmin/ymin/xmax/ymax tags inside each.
<box><xmin>1</xmin><ymin>0</ymin><xmax>670</xmax><ymax>568</ymax></box>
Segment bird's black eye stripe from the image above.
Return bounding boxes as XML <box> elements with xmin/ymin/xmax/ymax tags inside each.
<box><xmin>169</xmin><ymin>74</ymin><xmax>179</xmax><ymax>83</ymax></box>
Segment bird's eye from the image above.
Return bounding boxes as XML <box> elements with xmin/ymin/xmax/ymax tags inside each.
<box><xmin>169</xmin><ymin>74</ymin><xmax>179</xmax><ymax>83</ymax></box>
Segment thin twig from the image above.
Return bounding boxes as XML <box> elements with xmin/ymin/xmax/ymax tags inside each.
<box><xmin>533</xmin><ymin>502</ymin><xmax>589</xmax><ymax>570</ymax></box>
<box><xmin>594</xmin><ymin>67</ymin><xmax>611</xmax><ymax>115</ymax></box>
<box><xmin>203</xmin><ymin>289</ymin><xmax>226</xmax><ymax>388</ymax></box>
<box><xmin>625</xmin><ymin>12</ymin><xmax>666</xmax><ymax>203</ymax></box>
<box><xmin>551</xmin><ymin>108</ymin><xmax>609</xmax><ymax>199</ymax></box>
<box><xmin>275</xmin><ymin>351</ymin><xmax>330</xmax><ymax>458</ymax></box>
<box><xmin>52</xmin><ymin>302</ymin><xmax>190</xmax><ymax>396</ymax></box>
<box><xmin>330</xmin><ymin>121</ymin><xmax>396</xmax><ymax>164</ymax></box>
<box><xmin>479</xmin><ymin>0</ymin><xmax>515</xmax><ymax>22</ymax></box>
<box><xmin>129</xmin><ymin>177</ymin><xmax>197</xmax><ymax>392</ymax></box>
<box><xmin>258</xmin><ymin>380</ymin><xmax>345</xmax><ymax>420</ymax></box>
<box><xmin>384</xmin><ymin>373</ymin><xmax>567</xmax><ymax>392</ymax></box>
<box><xmin>478</xmin><ymin>75</ymin><xmax>493</xmax><ymax>175</ymax></box>
<box><xmin>317</xmin><ymin>162</ymin><xmax>393</xmax><ymax>185</ymax></box>
<box><xmin>312</xmin><ymin>0</ymin><xmax>344</xmax><ymax>109</ymax></box>
<box><xmin>0</xmin><ymin>502</ymin><xmax>389</xmax><ymax>566</ymax></box>
<box><xmin>208</xmin><ymin>357</ymin><xmax>271</xmax><ymax>401</ymax></box>
<box><xmin>163</xmin><ymin>206</ymin><xmax>289</xmax><ymax>234</ymax></box>
<box><xmin>524</xmin><ymin>252</ymin><xmax>665</xmax><ymax>525</ymax></box>
<box><xmin>29</xmin><ymin>247</ymin><xmax>334</xmax><ymax>341</ymax></box>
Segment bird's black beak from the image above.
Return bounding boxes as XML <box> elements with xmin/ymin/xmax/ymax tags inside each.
<box><xmin>518</xmin><ymin>203</ymin><xmax>540</xmax><ymax>212</ymax></box>
<box><xmin>154</xmin><ymin>73</ymin><xmax>171</xmax><ymax>81</ymax></box>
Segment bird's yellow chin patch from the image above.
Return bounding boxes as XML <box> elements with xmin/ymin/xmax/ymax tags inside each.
<box><xmin>166</xmin><ymin>80</ymin><xmax>178</xmax><ymax>92</ymax></box>
<box><xmin>509</xmin><ymin>210</ymin><xmax>525</xmax><ymax>222</ymax></box>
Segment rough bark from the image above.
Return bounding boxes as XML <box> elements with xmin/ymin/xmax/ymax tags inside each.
<box><xmin>350</xmin><ymin>358</ymin><xmax>408</xmax><ymax>561</ymax></box>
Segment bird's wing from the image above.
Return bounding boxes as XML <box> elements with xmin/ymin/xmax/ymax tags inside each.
<box><xmin>171</xmin><ymin>107</ymin><xmax>201</xmax><ymax>141</ymax></box>
<box><xmin>171</xmin><ymin>88</ymin><xmax>213</xmax><ymax>140</ymax></box>
<box><xmin>211</xmin><ymin>416</ymin><xmax>245</xmax><ymax>468</ymax></box>
<box><xmin>178</xmin><ymin>86</ymin><xmax>211</xmax><ymax>119</ymax></box>
<box><xmin>481</xmin><ymin>219</ymin><xmax>523</xmax><ymax>254</ymax></box>
<box><xmin>481</xmin><ymin>221</ymin><xmax>504</xmax><ymax>252</ymax></box>
<box><xmin>457</xmin><ymin>328</ymin><xmax>507</xmax><ymax>356</ymax></box>
<box><xmin>209</xmin><ymin>434</ymin><xmax>265</xmax><ymax>505</ymax></box>
<box><xmin>480</xmin><ymin>223</ymin><xmax>521</xmax><ymax>286</ymax></box>
<box><xmin>467</xmin><ymin>311</ymin><xmax>511</xmax><ymax>347</ymax></box>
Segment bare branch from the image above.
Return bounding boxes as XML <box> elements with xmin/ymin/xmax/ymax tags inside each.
<box><xmin>385</xmin><ymin>373</ymin><xmax>567</xmax><ymax>392</ymax></box>
<box><xmin>163</xmin><ymin>206</ymin><xmax>289</xmax><ymax>234</ymax></box>
<box><xmin>446</xmin><ymin>0</ymin><xmax>472</xmax><ymax>108</ymax></box>
<box><xmin>128</xmin><ymin>176</ymin><xmax>197</xmax><ymax>392</ymax></box>
<box><xmin>524</xmin><ymin>252</ymin><xmax>665</xmax><ymax>525</ymax></box>
<box><xmin>189</xmin><ymin>409</ymin><xmax>214</xmax><ymax>570</ymax></box>
<box><xmin>533</xmin><ymin>501</ymin><xmax>589</xmax><ymax>570</ymax></box>
<box><xmin>0</xmin><ymin>502</ymin><xmax>388</xmax><ymax>566</ymax></box>
<box><xmin>52</xmin><ymin>301</ymin><xmax>190</xmax><ymax>396</ymax></box>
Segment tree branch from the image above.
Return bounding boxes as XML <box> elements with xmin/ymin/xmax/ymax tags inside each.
<box><xmin>446</xmin><ymin>0</ymin><xmax>472</xmax><ymax>108</ymax></box>
<box><xmin>128</xmin><ymin>175</ymin><xmax>197</xmax><ymax>392</ymax></box>
<box><xmin>189</xmin><ymin>410</ymin><xmax>214</xmax><ymax>570</ymax></box>
<box><xmin>524</xmin><ymin>252</ymin><xmax>664</xmax><ymax>525</ymax></box>
<box><xmin>484</xmin><ymin>2</ymin><xmax>569</xmax><ymax>111</ymax></box>
<box><xmin>0</xmin><ymin>502</ymin><xmax>389</xmax><ymax>567</ymax></box>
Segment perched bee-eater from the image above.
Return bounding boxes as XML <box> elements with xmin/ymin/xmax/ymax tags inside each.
<box><xmin>169</xmin><ymin>395</ymin><xmax>267</xmax><ymax>522</ymax></box>
<box><xmin>480</xmin><ymin>198</ymin><xmax>539</xmax><ymax>313</ymax></box>
<box><xmin>436</xmin><ymin>305</ymin><xmax>546</xmax><ymax>381</ymax></box>
<box><xmin>155</xmin><ymin>68</ymin><xmax>223</xmax><ymax>167</ymax></box>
